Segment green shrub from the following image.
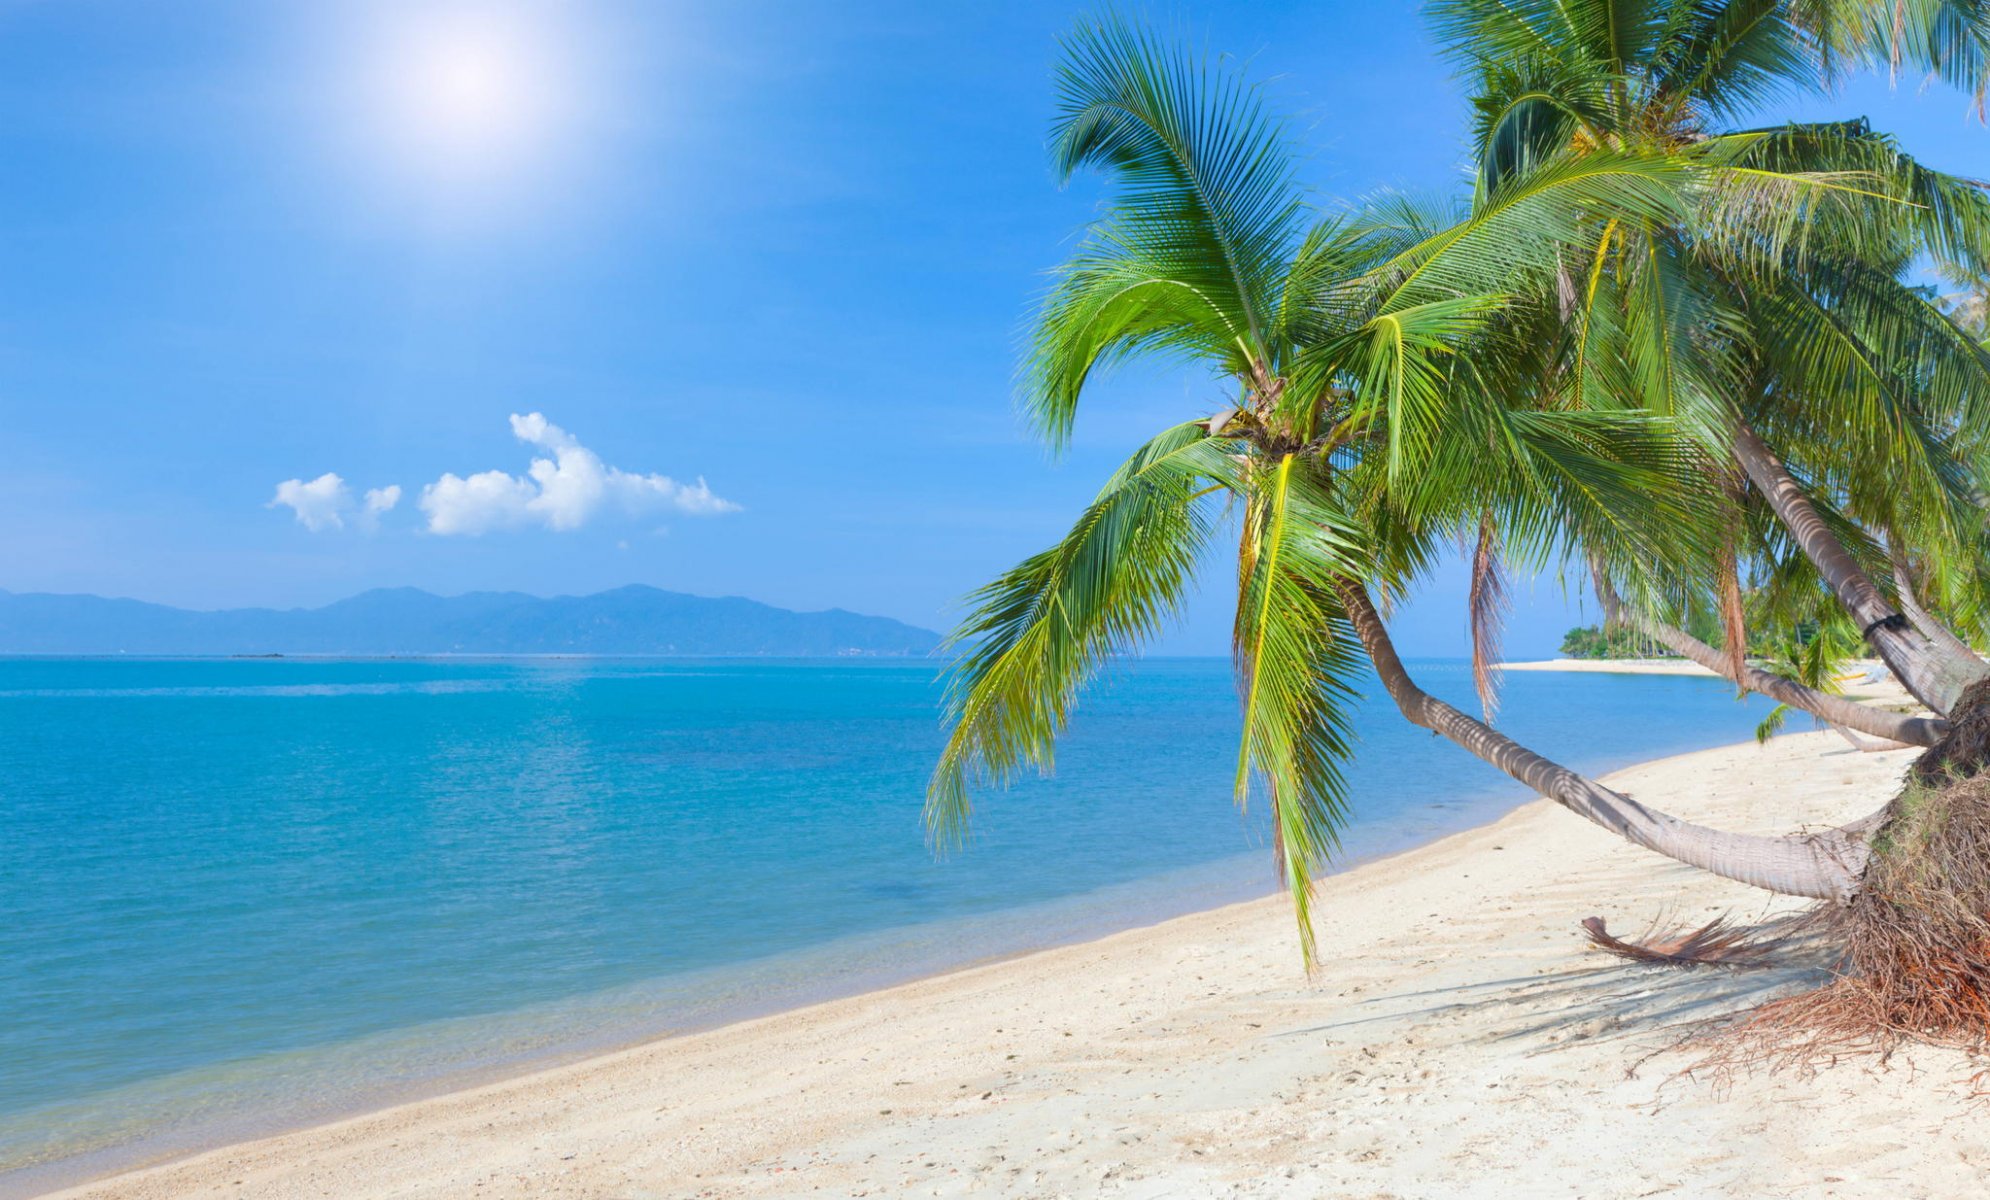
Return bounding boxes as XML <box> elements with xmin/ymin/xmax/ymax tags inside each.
<box><xmin>1559</xmin><ymin>624</ymin><xmax>1671</xmax><ymax>659</ymax></box>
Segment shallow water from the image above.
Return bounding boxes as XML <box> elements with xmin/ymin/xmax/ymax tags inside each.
<box><xmin>0</xmin><ymin>656</ymin><xmax>1778</xmax><ymax>1190</ymax></box>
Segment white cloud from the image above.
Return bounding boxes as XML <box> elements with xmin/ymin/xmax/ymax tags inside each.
<box><xmin>270</xmin><ymin>473</ymin><xmax>354</xmax><ymax>532</ymax></box>
<box><xmin>358</xmin><ymin>484</ymin><xmax>402</xmax><ymax>532</ymax></box>
<box><xmin>420</xmin><ymin>467</ymin><xmax>536</xmax><ymax>536</ymax></box>
<box><xmin>270</xmin><ymin>474</ymin><xmax>403</xmax><ymax>534</ymax></box>
<box><xmin>364</xmin><ymin>484</ymin><xmax>402</xmax><ymax>515</ymax></box>
<box><xmin>419</xmin><ymin>413</ymin><xmax>738</xmax><ymax>536</ymax></box>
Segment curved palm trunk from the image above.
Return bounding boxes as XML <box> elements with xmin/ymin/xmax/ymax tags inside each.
<box><xmin>1334</xmin><ymin>580</ymin><xmax>1873</xmax><ymax>903</ymax></box>
<box><xmin>1887</xmin><ymin>542</ymin><xmax>1986</xmax><ymax>668</ymax></box>
<box><xmin>1589</xmin><ymin>564</ymin><xmax>1948</xmax><ymax>748</ymax></box>
<box><xmin>1729</xmin><ymin>422</ymin><xmax>1990</xmax><ymax>715</ymax></box>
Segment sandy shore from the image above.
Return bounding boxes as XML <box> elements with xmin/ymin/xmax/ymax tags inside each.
<box><xmin>1500</xmin><ymin>656</ymin><xmax>1726</xmax><ymax>676</ymax></box>
<box><xmin>1503</xmin><ymin>657</ymin><xmax>1920</xmax><ymax>710</ymax></box>
<box><xmin>44</xmin><ymin>731</ymin><xmax>1988</xmax><ymax>1199</ymax></box>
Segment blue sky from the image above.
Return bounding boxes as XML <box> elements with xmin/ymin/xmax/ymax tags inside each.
<box><xmin>2</xmin><ymin>2</ymin><xmax>1983</xmax><ymax>655</ymax></box>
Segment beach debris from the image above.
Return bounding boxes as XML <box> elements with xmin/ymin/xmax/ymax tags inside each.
<box><xmin>1579</xmin><ymin>913</ymin><xmax>1782</xmax><ymax>968</ymax></box>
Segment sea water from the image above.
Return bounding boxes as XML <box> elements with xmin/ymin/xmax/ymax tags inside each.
<box><xmin>0</xmin><ymin>656</ymin><xmax>1780</xmax><ymax>1190</ymax></box>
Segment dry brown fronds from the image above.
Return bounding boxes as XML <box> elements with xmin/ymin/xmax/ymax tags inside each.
<box><xmin>1715</xmin><ymin>529</ymin><xmax>1748</xmax><ymax>687</ymax></box>
<box><xmin>1468</xmin><ymin>513</ymin><xmax>1507</xmax><ymax>724</ymax></box>
<box><xmin>1631</xmin><ymin>687</ymin><xmax>1990</xmax><ymax>1076</ymax></box>
<box><xmin>1581</xmin><ymin>913</ymin><xmax>1785</xmax><ymax>968</ymax></box>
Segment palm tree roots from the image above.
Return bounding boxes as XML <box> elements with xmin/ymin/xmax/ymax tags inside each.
<box><xmin>1719</xmin><ymin>773</ymin><xmax>1990</xmax><ymax>1065</ymax></box>
<box><xmin>1597</xmin><ymin>689</ymin><xmax>1990</xmax><ymax>1068</ymax></box>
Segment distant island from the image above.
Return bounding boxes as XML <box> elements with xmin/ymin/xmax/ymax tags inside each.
<box><xmin>0</xmin><ymin>586</ymin><xmax>942</xmax><ymax>657</ymax></box>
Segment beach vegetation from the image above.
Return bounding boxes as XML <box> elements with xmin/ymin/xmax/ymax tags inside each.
<box><xmin>1558</xmin><ymin>623</ymin><xmax>1682</xmax><ymax>660</ymax></box>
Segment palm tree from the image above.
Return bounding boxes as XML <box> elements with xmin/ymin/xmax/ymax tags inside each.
<box><xmin>929</xmin><ymin>19</ymin><xmax>1882</xmax><ymax>963</ymax></box>
<box><xmin>1432</xmin><ymin>0</ymin><xmax>1990</xmax><ymax>732</ymax></box>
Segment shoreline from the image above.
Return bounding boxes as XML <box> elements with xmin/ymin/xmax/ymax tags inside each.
<box><xmin>4</xmin><ymin>794</ymin><xmax>1524</xmax><ymax>1198</ymax></box>
<box><xmin>34</xmin><ymin>730</ymin><xmax>1987</xmax><ymax>1199</ymax></box>
<box><xmin>1502</xmin><ymin>657</ymin><xmax>1920</xmax><ymax>708</ymax></box>
<box><xmin>2</xmin><ymin>788</ymin><xmax>1532</xmax><ymax>1198</ymax></box>
<box><xmin>1</xmin><ymin>657</ymin><xmax>1794</xmax><ymax>1197</ymax></box>
<box><xmin>1498</xmin><ymin>657</ymin><xmax>1722</xmax><ymax>675</ymax></box>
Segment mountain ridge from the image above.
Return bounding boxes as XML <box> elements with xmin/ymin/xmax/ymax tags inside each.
<box><xmin>0</xmin><ymin>585</ymin><xmax>942</xmax><ymax>657</ymax></box>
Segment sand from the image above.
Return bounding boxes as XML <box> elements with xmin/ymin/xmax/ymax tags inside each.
<box><xmin>1503</xmin><ymin>657</ymin><xmax>1921</xmax><ymax>711</ymax></box>
<box><xmin>1499</xmin><ymin>656</ymin><xmax>1728</xmax><ymax>676</ymax></box>
<box><xmin>44</xmin><ymin>731</ymin><xmax>1989</xmax><ymax>1200</ymax></box>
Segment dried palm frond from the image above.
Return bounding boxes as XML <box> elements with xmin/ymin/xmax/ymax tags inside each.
<box><xmin>1717</xmin><ymin>529</ymin><xmax>1749</xmax><ymax>686</ymax></box>
<box><xmin>1581</xmin><ymin>913</ymin><xmax>1784</xmax><ymax>968</ymax></box>
<box><xmin>1469</xmin><ymin>513</ymin><xmax>1509</xmax><ymax>723</ymax></box>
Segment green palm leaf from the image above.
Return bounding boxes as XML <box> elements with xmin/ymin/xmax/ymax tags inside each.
<box><xmin>1031</xmin><ymin>15</ymin><xmax>1306</xmax><ymax>444</ymax></box>
<box><xmin>927</xmin><ymin>421</ymin><xmax>1235</xmax><ymax>848</ymax></box>
<box><xmin>1232</xmin><ymin>455</ymin><xmax>1362</xmax><ymax>967</ymax></box>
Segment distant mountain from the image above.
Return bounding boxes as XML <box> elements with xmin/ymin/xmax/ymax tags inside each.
<box><xmin>0</xmin><ymin>586</ymin><xmax>942</xmax><ymax>657</ymax></box>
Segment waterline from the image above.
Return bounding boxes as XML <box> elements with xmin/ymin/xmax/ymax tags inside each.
<box><xmin>0</xmin><ymin>656</ymin><xmax>1779</xmax><ymax>1191</ymax></box>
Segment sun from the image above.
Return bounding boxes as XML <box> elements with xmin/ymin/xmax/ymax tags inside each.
<box><xmin>300</xmin><ymin>1</ymin><xmax>628</xmax><ymax>230</ymax></box>
<box><xmin>342</xmin><ymin>5</ymin><xmax>579</xmax><ymax>196</ymax></box>
<box><xmin>395</xmin><ymin>25</ymin><xmax>541</xmax><ymax>161</ymax></box>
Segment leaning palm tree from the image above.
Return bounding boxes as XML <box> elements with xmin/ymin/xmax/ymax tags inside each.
<box><xmin>1432</xmin><ymin>0</ymin><xmax>1990</xmax><ymax>735</ymax></box>
<box><xmin>929</xmin><ymin>19</ymin><xmax>1887</xmax><ymax>967</ymax></box>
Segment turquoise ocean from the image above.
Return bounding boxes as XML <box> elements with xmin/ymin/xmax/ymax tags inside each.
<box><xmin>0</xmin><ymin>656</ymin><xmax>1780</xmax><ymax>1192</ymax></box>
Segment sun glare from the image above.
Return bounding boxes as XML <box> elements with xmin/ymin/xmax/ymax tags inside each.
<box><xmin>393</xmin><ymin>25</ymin><xmax>542</xmax><ymax>162</ymax></box>
<box><xmin>325</xmin><ymin>2</ymin><xmax>597</xmax><ymax>219</ymax></box>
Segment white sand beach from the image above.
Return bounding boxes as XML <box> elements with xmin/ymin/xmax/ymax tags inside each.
<box><xmin>1500</xmin><ymin>656</ymin><xmax>1726</xmax><ymax>675</ymax></box>
<box><xmin>1503</xmin><ymin>657</ymin><xmax>1920</xmax><ymax>710</ymax></box>
<box><xmin>48</xmin><ymin>731</ymin><xmax>1987</xmax><ymax>1200</ymax></box>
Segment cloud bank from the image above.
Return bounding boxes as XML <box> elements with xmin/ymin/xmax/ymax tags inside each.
<box><xmin>418</xmin><ymin>413</ymin><xmax>738</xmax><ymax>536</ymax></box>
<box><xmin>272</xmin><ymin>414</ymin><xmax>736</xmax><ymax>538</ymax></box>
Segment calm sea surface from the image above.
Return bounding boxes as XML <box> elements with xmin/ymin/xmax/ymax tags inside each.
<box><xmin>0</xmin><ymin>656</ymin><xmax>1779</xmax><ymax>1190</ymax></box>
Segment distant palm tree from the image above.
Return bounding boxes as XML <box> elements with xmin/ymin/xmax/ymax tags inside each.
<box><xmin>929</xmin><ymin>19</ymin><xmax>1880</xmax><ymax>962</ymax></box>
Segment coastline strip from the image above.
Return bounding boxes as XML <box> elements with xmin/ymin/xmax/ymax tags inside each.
<box><xmin>39</xmin><ymin>731</ymin><xmax>1984</xmax><ymax>1200</ymax></box>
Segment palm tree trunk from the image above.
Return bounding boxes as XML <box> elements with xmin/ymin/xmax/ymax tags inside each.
<box><xmin>1334</xmin><ymin>580</ymin><xmax>1873</xmax><ymax>903</ymax></box>
<box><xmin>1887</xmin><ymin>542</ymin><xmax>1986</xmax><ymax>667</ymax></box>
<box><xmin>1589</xmin><ymin>564</ymin><xmax>1948</xmax><ymax>748</ymax></box>
<box><xmin>1728</xmin><ymin>422</ymin><xmax>1990</xmax><ymax>715</ymax></box>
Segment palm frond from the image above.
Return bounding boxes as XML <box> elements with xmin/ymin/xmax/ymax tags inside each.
<box><xmin>927</xmin><ymin>422</ymin><xmax>1235</xmax><ymax>847</ymax></box>
<box><xmin>1792</xmin><ymin>0</ymin><xmax>1990</xmax><ymax>103</ymax></box>
<box><xmin>1322</xmin><ymin>294</ymin><xmax>1508</xmax><ymax>485</ymax></box>
<box><xmin>1698</xmin><ymin>120</ymin><xmax>1990</xmax><ymax>279</ymax></box>
<box><xmin>1232</xmin><ymin>455</ymin><xmax>1363</xmax><ymax>968</ymax></box>
<box><xmin>1654</xmin><ymin>0</ymin><xmax>1807</xmax><ymax>118</ymax></box>
<box><xmin>1030</xmin><ymin>15</ymin><xmax>1306</xmax><ymax>442</ymax></box>
<box><xmin>1372</xmin><ymin>149</ymin><xmax>1694</xmax><ymax>311</ymax></box>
